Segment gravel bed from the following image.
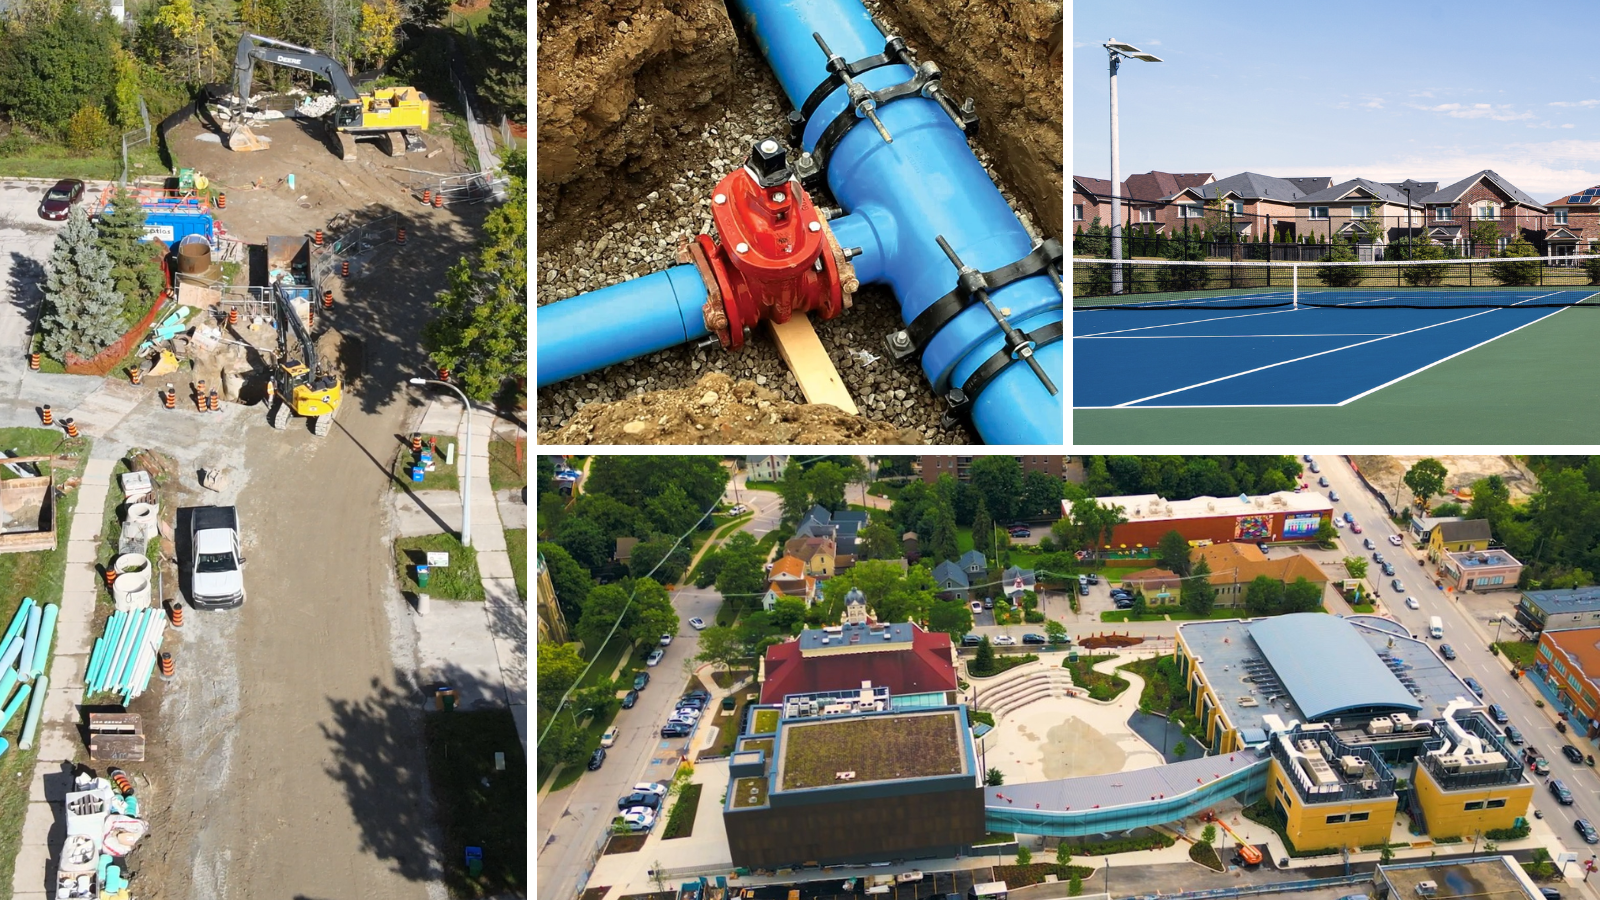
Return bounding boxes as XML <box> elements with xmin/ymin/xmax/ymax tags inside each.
<box><xmin>535</xmin><ymin>15</ymin><xmax>1049</xmax><ymax>444</ymax></box>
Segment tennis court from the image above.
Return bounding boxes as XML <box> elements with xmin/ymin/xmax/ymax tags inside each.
<box><xmin>1073</xmin><ymin>257</ymin><xmax>1600</xmax><ymax>409</ymax></box>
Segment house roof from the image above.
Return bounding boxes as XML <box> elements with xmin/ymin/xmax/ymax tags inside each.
<box><xmin>1436</xmin><ymin>519</ymin><xmax>1492</xmax><ymax>543</ymax></box>
<box><xmin>614</xmin><ymin>537</ymin><xmax>639</xmax><ymax>561</ymax></box>
<box><xmin>1122</xmin><ymin>567</ymin><xmax>1180</xmax><ymax>588</ymax></box>
<box><xmin>931</xmin><ymin>560</ymin><xmax>969</xmax><ymax>589</ymax></box>
<box><xmin>956</xmin><ymin>549</ymin><xmax>987</xmax><ymax>570</ymax></box>
<box><xmin>1542</xmin><ymin>628</ymin><xmax>1600</xmax><ymax>685</ymax></box>
<box><xmin>1123</xmin><ymin>171</ymin><xmax>1213</xmax><ymax>204</ymax></box>
<box><xmin>1192</xmin><ymin>172</ymin><xmax>1317</xmax><ymax>203</ymax></box>
<box><xmin>785</xmin><ymin>536</ymin><xmax>835</xmax><ymax>558</ymax></box>
<box><xmin>1550</xmin><ymin>185</ymin><xmax>1600</xmax><ymax>207</ymax></box>
<box><xmin>759</xmin><ymin>625</ymin><xmax>958</xmax><ymax>704</ymax></box>
<box><xmin>1284</xmin><ymin>176</ymin><xmax>1334</xmax><ymax>195</ymax></box>
<box><xmin>1196</xmin><ymin>544</ymin><xmax>1329</xmax><ymax>586</ymax></box>
<box><xmin>1248</xmin><ymin>614</ymin><xmax>1422</xmax><ymax>720</ymax></box>
<box><xmin>1421</xmin><ymin>170</ymin><xmax>1547</xmax><ymax>211</ymax></box>
<box><xmin>1384</xmin><ymin>179</ymin><xmax>1439</xmax><ymax>200</ymax></box>
<box><xmin>1073</xmin><ymin>176</ymin><xmax>1114</xmax><ymax>200</ymax></box>
<box><xmin>1298</xmin><ymin>178</ymin><xmax>1423</xmax><ymax>207</ymax></box>
<box><xmin>770</xmin><ymin>556</ymin><xmax>806</xmax><ymax>580</ymax></box>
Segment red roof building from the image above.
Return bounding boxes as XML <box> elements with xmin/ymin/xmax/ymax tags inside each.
<box><xmin>758</xmin><ymin>622</ymin><xmax>959</xmax><ymax>706</ymax></box>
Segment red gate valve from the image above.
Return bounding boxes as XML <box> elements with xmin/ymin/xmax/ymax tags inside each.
<box><xmin>685</xmin><ymin>139</ymin><xmax>854</xmax><ymax>349</ymax></box>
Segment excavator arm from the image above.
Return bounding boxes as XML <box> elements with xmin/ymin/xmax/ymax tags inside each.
<box><xmin>272</xmin><ymin>281</ymin><xmax>320</xmax><ymax>382</ymax></box>
<box><xmin>224</xmin><ymin>33</ymin><xmax>361</xmax><ymax>152</ymax></box>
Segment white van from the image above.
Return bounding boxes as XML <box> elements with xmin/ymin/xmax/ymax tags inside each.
<box><xmin>1429</xmin><ymin>616</ymin><xmax>1444</xmax><ymax>639</ymax></box>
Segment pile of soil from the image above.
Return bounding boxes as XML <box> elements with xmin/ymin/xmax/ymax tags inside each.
<box><xmin>878</xmin><ymin>0</ymin><xmax>1064</xmax><ymax>235</ymax></box>
<box><xmin>1349</xmin><ymin>456</ymin><xmax>1540</xmax><ymax>505</ymax></box>
<box><xmin>543</xmin><ymin>372</ymin><xmax>924</xmax><ymax>444</ymax></box>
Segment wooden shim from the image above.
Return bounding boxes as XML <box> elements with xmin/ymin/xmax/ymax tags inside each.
<box><xmin>767</xmin><ymin>316</ymin><xmax>858</xmax><ymax>415</ymax></box>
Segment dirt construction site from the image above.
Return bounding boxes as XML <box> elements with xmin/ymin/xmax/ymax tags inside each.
<box><xmin>0</xmin><ymin>86</ymin><xmax>520</xmax><ymax>897</ymax></box>
<box><xmin>534</xmin><ymin>0</ymin><xmax>1063</xmax><ymax>444</ymax></box>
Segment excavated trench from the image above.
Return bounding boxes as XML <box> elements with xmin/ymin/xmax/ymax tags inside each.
<box><xmin>534</xmin><ymin>0</ymin><xmax>1062</xmax><ymax>444</ymax></box>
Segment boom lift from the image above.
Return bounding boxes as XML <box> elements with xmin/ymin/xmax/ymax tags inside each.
<box><xmin>1203</xmin><ymin>812</ymin><xmax>1263</xmax><ymax>866</ymax></box>
<box><xmin>267</xmin><ymin>281</ymin><xmax>342</xmax><ymax>436</ymax></box>
<box><xmin>220</xmin><ymin>34</ymin><xmax>429</xmax><ymax>159</ymax></box>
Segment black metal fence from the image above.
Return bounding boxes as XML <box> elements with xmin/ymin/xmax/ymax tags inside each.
<box><xmin>1072</xmin><ymin>230</ymin><xmax>1587</xmax><ymax>264</ymax></box>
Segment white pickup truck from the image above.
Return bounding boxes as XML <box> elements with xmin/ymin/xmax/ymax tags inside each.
<box><xmin>189</xmin><ymin>506</ymin><xmax>246</xmax><ymax>609</ymax></box>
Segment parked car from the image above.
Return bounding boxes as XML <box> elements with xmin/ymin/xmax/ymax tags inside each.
<box><xmin>1440</xmin><ymin>644</ymin><xmax>1456</xmax><ymax>660</ymax></box>
<box><xmin>37</xmin><ymin>179</ymin><xmax>85</xmax><ymax>221</ymax></box>
<box><xmin>646</xmin><ymin>649</ymin><xmax>665</xmax><ymax>667</ymax></box>
<box><xmin>1565</xmin><ymin>745</ymin><xmax>1586</xmax><ymax>764</ymax></box>
<box><xmin>1009</xmin><ymin>528</ymin><xmax>1031</xmax><ymax>538</ymax></box>
<box><xmin>1488</xmin><ymin>704</ymin><xmax>1509</xmax><ymax>724</ymax></box>
<box><xmin>633</xmin><ymin>672</ymin><xmax>651</xmax><ymax>691</ymax></box>
<box><xmin>635</xmin><ymin>782</ymin><xmax>669</xmax><ymax>796</ymax></box>
<box><xmin>1086</xmin><ymin>574</ymin><xmax>1100</xmax><ymax>585</ymax></box>
<box><xmin>1464</xmin><ymin>676</ymin><xmax>1483</xmax><ymax>697</ymax></box>
<box><xmin>1079</xmin><ymin>582</ymin><xmax>1090</xmax><ymax>596</ymax></box>
<box><xmin>671</xmin><ymin>708</ymin><xmax>701</xmax><ymax>722</ymax></box>
<box><xmin>688</xmin><ymin>617</ymin><xmax>707</xmax><ymax>630</ymax></box>
<box><xmin>1504</xmin><ymin>724</ymin><xmax>1524</xmax><ymax>744</ymax></box>
<box><xmin>961</xmin><ymin>634</ymin><xmax>983</xmax><ymax>647</ymax></box>
<box><xmin>992</xmin><ymin>635</ymin><xmax>1016</xmax><ymax>646</ymax></box>
<box><xmin>1543</xmin><ymin>889</ymin><xmax>1563</xmax><ymax>900</ymax></box>
<box><xmin>1114</xmin><ymin>600</ymin><xmax>1133</xmax><ymax>610</ymax></box>
<box><xmin>682</xmin><ymin>690</ymin><xmax>710</xmax><ymax>707</ymax></box>
<box><xmin>601</xmin><ymin>726</ymin><xmax>619</xmax><ymax>748</ymax></box>
<box><xmin>728</xmin><ymin>504</ymin><xmax>747</xmax><ymax>515</ymax></box>
<box><xmin>621</xmin><ymin>690</ymin><xmax>639</xmax><ymax>709</ymax></box>
<box><xmin>1110</xmin><ymin>588</ymin><xmax>1133</xmax><ymax>599</ymax></box>
<box><xmin>189</xmin><ymin>505</ymin><xmax>247</xmax><ymax>609</ymax></box>
<box><xmin>1022</xmin><ymin>633</ymin><xmax>1048</xmax><ymax>645</ymax></box>
<box><xmin>660</xmin><ymin>633</ymin><xmax>674</xmax><ymax>646</ymax></box>
<box><xmin>588</xmin><ymin>747</ymin><xmax>607</xmax><ymax>770</ymax></box>
<box><xmin>1578</xmin><ymin>820</ymin><xmax>1599</xmax><ymax>845</ymax></box>
<box><xmin>618</xmin><ymin>808</ymin><xmax>657</xmax><ymax>832</ymax></box>
<box><xmin>660</xmin><ymin>723</ymin><xmax>691</xmax><ymax>738</ymax></box>
<box><xmin>1406</xmin><ymin>597</ymin><xmax>1420</xmax><ymax>610</ymax></box>
<box><xmin>1389</xmin><ymin>534</ymin><xmax>1404</xmax><ymax>545</ymax></box>
<box><xmin>1552</xmin><ymin>779</ymin><xmax>1575</xmax><ymax>804</ymax></box>
<box><xmin>617</xmin><ymin>791</ymin><xmax>661</xmax><ymax>810</ymax></box>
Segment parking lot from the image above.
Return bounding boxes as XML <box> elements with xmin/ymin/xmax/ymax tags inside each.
<box><xmin>0</xmin><ymin>179</ymin><xmax>111</xmax><ymax>389</ymax></box>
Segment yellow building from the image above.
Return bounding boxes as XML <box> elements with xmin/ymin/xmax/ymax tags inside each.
<box><xmin>1427</xmin><ymin>519</ymin><xmax>1491</xmax><ymax>562</ymax></box>
<box><xmin>783</xmin><ymin>536</ymin><xmax>837</xmax><ymax>577</ymax></box>
<box><xmin>1411</xmin><ymin>706</ymin><xmax>1534</xmax><ymax>839</ymax></box>
<box><xmin>535</xmin><ymin>551</ymin><xmax>569</xmax><ymax>644</ymax></box>
<box><xmin>1264</xmin><ymin>730</ymin><xmax>1396</xmax><ymax>850</ymax></box>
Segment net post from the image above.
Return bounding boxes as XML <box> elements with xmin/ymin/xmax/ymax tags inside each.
<box><xmin>1292</xmin><ymin>264</ymin><xmax>1298</xmax><ymax>310</ymax></box>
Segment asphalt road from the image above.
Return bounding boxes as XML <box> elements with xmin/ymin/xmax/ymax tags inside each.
<box><xmin>1319</xmin><ymin>455</ymin><xmax>1600</xmax><ymax>864</ymax></box>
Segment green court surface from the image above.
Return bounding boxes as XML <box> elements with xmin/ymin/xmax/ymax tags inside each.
<box><xmin>1074</xmin><ymin>304</ymin><xmax>1600</xmax><ymax>443</ymax></box>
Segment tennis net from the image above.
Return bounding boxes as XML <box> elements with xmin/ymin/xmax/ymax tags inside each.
<box><xmin>1074</xmin><ymin>255</ymin><xmax>1600</xmax><ymax>310</ymax></box>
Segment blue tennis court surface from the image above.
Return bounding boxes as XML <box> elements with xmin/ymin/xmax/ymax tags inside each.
<box><xmin>1074</xmin><ymin>289</ymin><xmax>1598</xmax><ymax>408</ymax></box>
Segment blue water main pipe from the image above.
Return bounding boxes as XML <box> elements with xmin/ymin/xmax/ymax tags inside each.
<box><xmin>534</xmin><ymin>0</ymin><xmax>1062</xmax><ymax>444</ymax></box>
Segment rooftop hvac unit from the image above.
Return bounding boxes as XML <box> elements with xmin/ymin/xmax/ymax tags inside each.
<box><xmin>1416</xmin><ymin>881</ymin><xmax>1438</xmax><ymax>896</ymax></box>
<box><xmin>1392</xmin><ymin>712</ymin><xmax>1413</xmax><ymax>729</ymax></box>
<box><xmin>821</xmin><ymin>636</ymin><xmax>830</xmax><ymax>645</ymax></box>
<box><xmin>1339</xmin><ymin>756</ymin><xmax>1367</xmax><ymax>775</ymax></box>
<box><xmin>1367</xmin><ymin>717</ymin><xmax>1394</xmax><ymax>735</ymax></box>
<box><xmin>1239</xmin><ymin>697</ymin><xmax>1259</xmax><ymax>708</ymax></box>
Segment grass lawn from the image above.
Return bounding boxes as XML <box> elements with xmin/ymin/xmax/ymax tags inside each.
<box><xmin>423</xmin><ymin>709</ymin><xmax>526</xmax><ymax>897</ymax></box>
<box><xmin>504</xmin><ymin>529</ymin><xmax>527</xmax><ymax>601</ymax></box>
<box><xmin>710</xmin><ymin>686</ymin><xmax>759</xmax><ymax>758</ymax></box>
<box><xmin>740</xmin><ymin>480</ymin><xmax>780</xmax><ymax>492</ymax></box>
<box><xmin>780</xmin><ymin>712</ymin><xmax>963</xmax><ymax>789</ymax></box>
<box><xmin>662</xmin><ymin>783</ymin><xmax>703</xmax><ymax>838</ymax></box>
<box><xmin>1061</xmin><ymin>655</ymin><xmax>1129</xmax><ymax>701</ymax></box>
<box><xmin>968</xmin><ymin>653</ymin><xmax>1038</xmax><ymax>677</ymax></box>
<box><xmin>1100</xmin><ymin>606</ymin><xmax>1253</xmax><ymax>623</ymax></box>
<box><xmin>956</xmin><ymin>527</ymin><xmax>974</xmax><ymax>553</ymax></box>
<box><xmin>390</xmin><ymin>434</ymin><xmax>460</xmax><ymax>493</ymax></box>
<box><xmin>730</xmin><ymin>775</ymin><xmax>768</xmax><ymax>808</ymax></box>
<box><xmin>0</xmin><ymin>429</ymin><xmax>88</xmax><ymax>897</ymax></box>
<box><xmin>867</xmin><ymin>482</ymin><xmax>903</xmax><ymax>501</ymax></box>
<box><xmin>1351</xmin><ymin>603</ymin><xmax>1376</xmax><ymax>613</ymax></box>
<box><xmin>1495</xmin><ymin>641</ymin><xmax>1539</xmax><ymax>668</ymax></box>
<box><xmin>753</xmin><ymin>708</ymin><xmax>779</xmax><ymax>734</ymax></box>
<box><xmin>395</xmin><ymin>534</ymin><xmax>483</xmax><ymax>600</ymax></box>
<box><xmin>0</xmin><ymin>143</ymin><xmax>164</xmax><ymax>181</ymax></box>
<box><xmin>488</xmin><ymin>435</ymin><xmax>527</xmax><ymax>491</ymax></box>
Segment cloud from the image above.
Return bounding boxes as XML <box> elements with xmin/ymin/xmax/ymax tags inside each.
<box><xmin>1309</xmin><ymin>140</ymin><xmax>1600</xmax><ymax>197</ymax></box>
<box><xmin>1361</xmin><ymin>98</ymin><xmax>1384</xmax><ymax>109</ymax></box>
<box><xmin>1409</xmin><ymin>102</ymin><xmax>1533</xmax><ymax>121</ymax></box>
<box><xmin>1549</xmin><ymin>100</ymin><xmax>1600</xmax><ymax>108</ymax></box>
<box><xmin>1566</xmin><ymin>123</ymin><xmax>1577</xmax><ymax>129</ymax></box>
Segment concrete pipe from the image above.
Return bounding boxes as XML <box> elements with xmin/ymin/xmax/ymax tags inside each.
<box><xmin>112</xmin><ymin>554</ymin><xmax>150</xmax><ymax>577</ymax></box>
<box><xmin>111</xmin><ymin>571</ymin><xmax>151</xmax><ymax>610</ymax></box>
<box><xmin>123</xmin><ymin>503</ymin><xmax>157</xmax><ymax>527</ymax></box>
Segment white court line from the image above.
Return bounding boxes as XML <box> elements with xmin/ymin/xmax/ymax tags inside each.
<box><xmin>1075</xmin><ymin>305</ymin><xmax>1302</xmax><ymax>337</ymax></box>
<box><xmin>1106</xmin><ymin>291</ymin><xmax>1566</xmax><ymax>408</ymax></box>
<box><xmin>1083</xmin><ymin>332</ymin><xmax>1394</xmax><ymax>339</ymax></box>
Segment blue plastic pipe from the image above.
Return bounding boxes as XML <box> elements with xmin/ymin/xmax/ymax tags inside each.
<box><xmin>0</xmin><ymin>599</ymin><xmax>34</xmax><ymax>651</ymax></box>
<box><xmin>0</xmin><ymin>635</ymin><xmax>24</xmax><ymax>675</ymax></box>
<box><xmin>536</xmin><ymin>265</ymin><xmax>711</xmax><ymax>387</ymax></box>
<box><xmin>17</xmin><ymin>675</ymin><xmax>44</xmax><ymax>751</ymax></box>
<box><xmin>534</xmin><ymin>0</ymin><xmax>1062</xmax><ymax>442</ymax></box>
<box><xmin>29</xmin><ymin>604</ymin><xmax>57</xmax><ymax>680</ymax></box>
<box><xmin>0</xmin><ymin>684</ymin><xmax>32</xmax><ymax>731</ymax></box>
<box><xmin>19</xmin><ymin>605</ymin><xmax>40</xmax><ymax>683</ymax></box>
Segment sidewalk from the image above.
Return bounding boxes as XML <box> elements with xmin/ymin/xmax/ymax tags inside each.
<box><xmin>404</xmin><ymin>397</ymin><xmax>527</xmax><ymax>749</ymax></box>
<box><xmin>13</xmin><ymin>451</ymin><xmax>117</xmax><ymax>899</ymax></box>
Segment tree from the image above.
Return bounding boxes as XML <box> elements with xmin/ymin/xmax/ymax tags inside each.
<box><xmin>1401</xmin><ymin>230</ymin><xmax>1449</xmax><ymax>286</ymax></box>
<box><xmin>984</xmin><ymin>767</ymin><xmax>1004</xmax><ymax>786</ymax></box>
<box><xmin>1130</xmin><ymin>590</ymin><xmax>1148</xmax><ymax>619</ymax></box>
<box><xmin>1044</xmin><ymin>618</ymin><xmax>1067</xmax><ymax>643</ymax></box>
<box><xmin>538</xmin><ymin>542</ymin><xmax>593</xmax><ymax>627</ymax></box>
<box><xmin>356</xmin><ymin>0</ymin><xmax>401</xmax><ymax>67</ymax></box>
<box><xmin>974</xmin><ymin>636</ymin><xmax>996</xmax><ymax>674</ymax></box>
<box><xmin>777</xmin><ymin>462</ymin><xmax>813</xmax><ymax>524</ymax></box>
<box><xmin>536</xmin><ymin>641</ymin><xmax>586</xmax><ymax>709</ymax></box>
<box><xmin>574</xmin><ymin>492</ymin><xmax>646</xmax><ymax>545</ymax></box>
<box><xmin>1283</xmin><ymin>576</ymin><xmax>1322</xmax><ymax>612</ymax></box>
<box><xmin>694</xmin><ymin>625</ymin><xmax>743</xmax><ymax>672</ymax></box>
<box><xmin>1016</xmin><ymin>846</ymin><xmax>1032</xmax><ymax>866</ymax></box>
<box><xmin>64</xmin><ymin>104</ymin><xmax>112</xmax><ymax>155</ymax></box>
<box><xmin>587</xmin><ymin>456</ymin><xmax>728</xmax><ymax>512</ymax></box>
<box><xmin>1315</xmin><ymin>518</ymin><xmax>1339</xmax><ymax>549</ymax></box>
<box><xmin>1173</xmin><ymin>741</ymin><xmax>1189</xmax><ymax>759</ymax></box>
<box><xmin>769</xmin><ymin>596</ymin><xmax>808</xmax><ymax>632</ymax></box>
<box><xmin>0</xmin><ymin>8</ymin><xmax>119</xmax><ymax>136</ymax></box>
<box><xmin>693</xmin><ymin>551</ymin><xmax>724</xmax><ymax>588</ymax></box>
<box><xmin>628</xmin><ymin>534</ymin><xmax>691</xmax><ymax>583</ymax></box>
<box><xmin>1314</xmin><ymin>235</ymin><xmax>1362</xmax><ymax>287</ymax></box>
<box><xmin>576</xmin><ymin>578</ymin><xmax>678</xmax><ymax>652</ymax></box>
<box><xmin>804</xmin><ymin>461</ymin><xmax>849</xmax><ymax>512</ymax></box>
<box><xmin>1344</xmin><ymin>557</ymin><xmax>1369</xmax><ymax>580</ymax></box>
<box><xmin>1021</xmin><ymin>471</ymin><xmax>1064</xmax><ymax>519</ymax></box>
<box><xmin>39</xmin><ymin>206</ymin><xmax>124</xmax><ymax>361</ymax></box>
<box><xmin>1379</xmin><ymin>843</ymin><xmax>1395</xmax><ymax>864</ymax></box>
<box><xmin>969</xmin><ymin>456</ymin><xmax>1024</xmax><ymax>523</ymax></box>
<box><xmin>1358</xmin><ymin>200</ymin><xmax>1385</xmax><ymax>246</ymax></box>
<box><xmin>1056</xmin><ymin>842</ymin><xmax>1072</xmax><ymax>867</ymax></box>
<box><xmin>1491</xmin><ymin>235</ymin><xmax>1541</xmax><ymax>285</ymax></box>
<box><xmin>1200</xmin><ymin>824</ymin><xmax>1217</xmax><ymax>846</ymax></box>
<box><xmin>857</xmin><ymin>522</ymin><xmax>900</xmax><ymax>561</ymax></box>
<box><xmin>715</xmin><ymin>532</ymin><xmax>768</xmax><ymax>611</ymax></box>
<box><xmin>1181</xmin><ymin>557</ymin><xmax>1216</xmax><ymax>617</ymax></box>
<box><xmin>645</xmin><ymin>483</ymin><xmax>702</xmax><ymax>537</ymax></box>
<box><xmin>1404</xmin><ymin>458</ymin><xmax>1449</xmax><ymax>512</ymax></box>
<box><xmin>1157</xmin><ymin>530</ymin><xmax>1191</xmax><ymax>577</ymax></box>
<box><xmin>1244</xmin><ymin>576</ymin><xmax>1283</xmax><ymax>616</ymax></box>
<box><xmin>96</xmin><ymin>185</ymin><xmax>165</xmax><ymax>326</ymax></box>
<box><xmin>553</xmin><ymin>517</ymin><xmax>610</xmax><ymax>572</ymax></box>
<box><xmin>926</xmin><ymin>503</ymin><xmax>960</xmax><ymax>565</ymax></box>
<box><xmin>928</xmin><ymin>599</ymin><xmax>975</xmax><ymax>639</ymax></box>
<box><xmin>1068</xmin><ymin>872</ymin><xmax>1083</xmax><ymax>897</ymax></box>
<box><xmin>424</xmin><ymin>149</ymin><xmax>527</xmax><ymax>401</ymax></box>
<box><xmin>972</xmin><ymin>499</ymin><xmax>995</xmax><ymax>565</ymax></box>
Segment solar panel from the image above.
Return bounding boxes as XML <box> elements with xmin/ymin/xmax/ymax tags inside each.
<box><xmin>1574</xmin><ymin>195</ymin><xmax>1589</xmax><ymax>203</ymax></box>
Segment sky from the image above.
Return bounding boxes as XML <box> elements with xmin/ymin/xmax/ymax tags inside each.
<box><xmin>1073</xmin><ymin>1</ymin><xmax>1600</xmax><ymax>202</ymax></box>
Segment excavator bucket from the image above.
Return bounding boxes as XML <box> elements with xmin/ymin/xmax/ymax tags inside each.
<box><xmin>226</xmin><ymin>125</ymin><xmax>269</xmax><ymax>153</ymax></box>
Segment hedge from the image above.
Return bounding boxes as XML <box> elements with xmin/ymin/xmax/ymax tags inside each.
<box><xmin>662</xmin><ymin>784</ymin><xmax>703</xmax><ymax>839</ymax></box>
<box><xmin>1059</xmin><ymin>832</ymin><xmax>1175</xmax><ymax>856</ymax></box>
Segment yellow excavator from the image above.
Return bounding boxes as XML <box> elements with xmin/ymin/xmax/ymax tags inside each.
<box><xmin>220</xmin><ymin>34</ymin><xmax>429</xmax><ymax>160</ymax></box>
<box><xmin>267</xmin><ymin>281</ymin><xmax>342</xmax><ymax>436</ymax></box>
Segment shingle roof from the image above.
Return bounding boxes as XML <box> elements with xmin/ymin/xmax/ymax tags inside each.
<box><xmin>957</xmin><ymin>550</ymin><xmax>988</xmax><ymax>570</ymax></box>
<box><xmin>1073</xmin><ymin>176</ymin><xmax>1114</xmax><ymax>200</ymax></box>
<box><xmin>1248</xmin><ymin>614</ymin><xmax>1421</xmax><ymax>720</ymax></box>
<box><xmin>770</xmin><ymin>556</ymin><xmax>806</xmax><ymax>580</ymax></box>
<box><xmin>1549</xmin><ymin>185</ymin><xmax>1600</xmax><ymax>207</ymax></box>
<box><xmin>1284</xmin><ymin>176</ymin><xmax>1334</xmax><ymax>195</ymax></box>
<box><xmin>1420</xmin><ymin>170</ymin><xmax>1547</xmax><ymax>211</ymax></box>
<box><xmin>932</xmin><ymin>560</ymin><xmax>969</xmax><ymax>589</ymax></box>
<box><xmin>1123</xmin><ymin>171</ymin><xmax>1213</xmax><ymax>204</ymax></box>
<box><xmin>1384</xmin><ymin>179</ymin><xmax>1439</xmax><ymax>200</ymax></box>
<box><xmin>1437</xmin><ymin>519</ymin><xmax>1492</xmax><ymax>543</ymax></box>
<box><xmin>760</xmin><ymin>625</ymin><xmax>957</xmax><ymax>704</ymax></box>
<box><xmin>1193</xmin><ymin>172</ymin><xmax>1317</xmax><ymax>203</ymax></box>
<box><xmin>1297</xmin><ymin>178</ymin><xmax>1422</xmax><ymax>207</ymax></box>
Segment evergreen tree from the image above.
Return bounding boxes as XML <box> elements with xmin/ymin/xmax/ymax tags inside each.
<box><xmin>973</xmin><ymin>635</ymin><xmax>996</xmax><ymax>675</ymax></box>
<box><xmin>1490</xmin><ymin>235</ymin><xmax>1541</xmax><ymax>285</ymax></box>
<box><xmin>1157</xmin><ymin>529</ymin><xmax>1191</xmax><ymax>577</ymax></box>
<box><xmin>39</xmin><ymin>205</ymin><xmax>124</xmax><ymax>361</ymax></box>
<box><xmin>972</xmin><ymin>498</ymin><xmax>994</xmax><ymax>567</ymax></box>
<box><xmin>926</xmin><ymin>502</ymin><xmax>960</xmax><ymax>565</ymax></box>
<box><xmin>1181</xmin><ymin>557</ymin><xmax>1217</xmax><ymax>617</ymax></box>
<box><xmin>1315</xmin><ymin>234</ymin><xmax>1363</xmax><ymax>287</ymax></box>
<box><xmin>477</xmin><ymin>0</ymin><xmax>526</xmax><ymax>121</ymax></box>
<box><xmin>95</xmin><ymin>185</ymin><xmax>165</xmax><ymax>326</ymax></box>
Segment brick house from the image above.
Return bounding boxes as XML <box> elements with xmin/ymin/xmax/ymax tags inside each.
<box><xmin>1418</xmin><ymin>170</ymin><xmax>1547</xmax><ymax>254</ymax></box>
<box><xmin>1290</xmin><ymin>178</ymin><xmax>1427</xmax><ymax>246</ymax></box>
<box><xmin>1542</xmin><ymin>184</ymin><xmax>1600</xmax><ymax>263</ymax></box>
<box><xmin>1163</xmin><ymin>172</ymin><xmax>1331</xmax><ymax>242</ymax></box>
<box><xmin>1072</xmin><ymin>175</ymin><xmax>1115</xmax><ymax>229</ymax></box>
<box><xmin>1120</xmin><ymin>170</ymin><xmax>1214</xmax><ymax>235</ymax></box>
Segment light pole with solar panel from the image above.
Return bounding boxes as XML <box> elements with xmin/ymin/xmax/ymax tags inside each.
<box><xmin>1104</xmin><ymin>40</ymin><xmax>1163</xmax><ymax>294</ymax></box>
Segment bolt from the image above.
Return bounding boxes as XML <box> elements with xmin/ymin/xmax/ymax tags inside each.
<box><xmin>760</xmin><ymin>139</ymin><xmax>780</xmax><ymax>155</ymax></box>
<box><xmin>808</xmin><ymin>221</ymin><xmax>821</xmax><ymax>232</ymax></box>
<box><xmin>814</xmin><ymin>258</ymin><xmax>823</xmax><ymax>272</ymax></box>
<box><xmin>736</xmin><ymin>242</ymin><xmax>750</xmax><ymax>254</ymax></box>
<box><xmin>714</xmin><ymin>193</ymin><xmax>727</xmax><ymax>205</ymax></box>
<box><xmin>773</xmin><ymin>192</ymin><xmax>787</xmax><ymax>203</ymax></box>
<box><xmin>890</xmin><ymin>332</ymin><xmax>911</xmax><ymax>348</ymax></box>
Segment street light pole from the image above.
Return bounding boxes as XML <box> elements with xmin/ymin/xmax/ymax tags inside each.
<box><xmin>1105</xmin><ymin>40</ymin><xmax>1163</xmax><ymax>295</ymax></box>
<box><xmin>1405</xmin><ymin>187</ymin><xmax>1413</xmax><ymax>255</ymax></box>
<box><xmin>409</xmin><ymin>378</ymin><xmax>473</xmax><ymax>547</ymax></box>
